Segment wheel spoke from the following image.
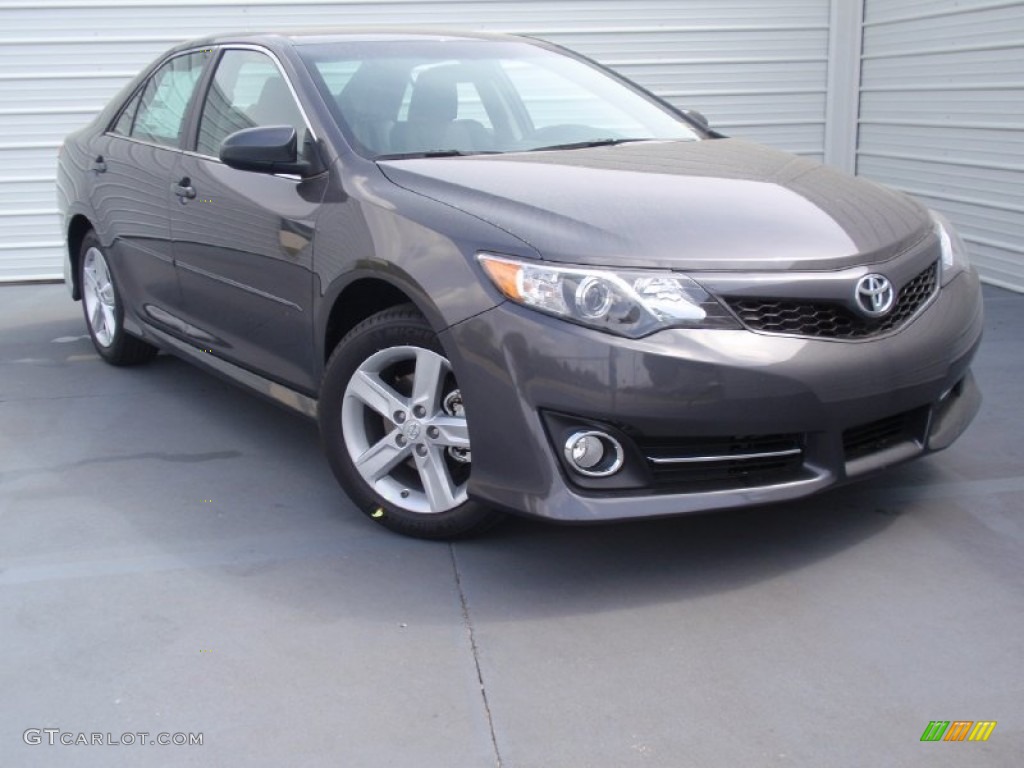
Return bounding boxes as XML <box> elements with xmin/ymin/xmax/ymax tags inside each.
<box><xmin>355</xmin><ymin>429</ymin><xmax>412</xmax><ymax>482</ymax></box>
<box><xmin>83</xmin><ymin>265</ymin><xmax>100</xmax><ymax>296</ymax></box>
<box><xmin>411</xmin><ymin>349</ymin><xmax>445</xmax><ymax>413</ymax></box>
<box><xmin>347</xmin><ymin>369</ymin><xmax>407</xmax><ymax>418</ymax></box>
<box><xmin>99</xmin><ymin>281</ymin><xmax>115</xmax><ymax>307</ymax></box>
<box><xmin>430</xmin><ymin>415</ymin><xmax>470</xmax><ymax>449</ymax></box>
<box><xmin>100</xmin><ymin>303</ymin><xmax>116</xmax><ymax>338</ymax></box>
<box><xmin>95</xmin><ymin>257</ymin><xmax>111</xmax><ymax>286</ymax></box>
<box><xmin>415</xmin><ymin>445</ymin><xmax>457</xmax><ymax>511</ymax></box>
<box><xmin>89</xmin><ymin>299</ymin><xmax>104</xmax><ymax>332</ymax></box>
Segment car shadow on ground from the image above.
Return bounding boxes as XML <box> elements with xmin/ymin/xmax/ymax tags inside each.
<box><xmin>444</xmin><ymin>473</ymin><xmax>920</xmax><ymax>620</ymax></box>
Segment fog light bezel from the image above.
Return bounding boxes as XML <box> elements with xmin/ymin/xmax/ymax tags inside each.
<box><xmin>563</xmin><ymin>430</ymin><xmax>625</xmax><ymax>477</ymax></box>
<box><xmin>541</xmin><ymin>411</ymin><xmax>651</xmax><ymax>491</ymax></box>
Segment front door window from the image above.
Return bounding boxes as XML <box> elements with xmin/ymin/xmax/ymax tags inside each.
<box><xmin>197</xmin><ymin>49</ymin><xmax>307</xmax><ymax>157</ymax></box>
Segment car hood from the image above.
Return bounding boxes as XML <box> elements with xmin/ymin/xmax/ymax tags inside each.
<box><xmin>377</xmin><ymin>138</ymin><xmax>930</xmax><ymax>271</ymax></box>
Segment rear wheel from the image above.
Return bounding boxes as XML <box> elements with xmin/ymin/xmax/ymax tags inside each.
<box><xmin>79</xmin><ymin>232</ymin><xmax>158</xmax><ymax>365</ymax></box>
<box><xmin>319</xmin><ymin>305</ymin><xmax>502</xmax><ymax>539</ymax></box>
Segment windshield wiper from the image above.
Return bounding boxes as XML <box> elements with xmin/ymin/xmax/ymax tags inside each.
<box><xmin>376</xmin><ymin>149</ymin><xmax>502</xmax><ymax>160</ymax></box>
<box><xmin>528</xmin><ymin>138</ymin><xmax>655</xmax><ymax>152</ymax></box>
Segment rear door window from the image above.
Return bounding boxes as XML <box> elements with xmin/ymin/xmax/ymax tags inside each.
<box><xmin>130</xmin><ymin>51</ymin><xmax>211</xmax><ymax>147</ymax></box>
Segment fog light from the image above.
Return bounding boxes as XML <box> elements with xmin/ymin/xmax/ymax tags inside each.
<box><xmin>563</xmin><ymin>430</ymin><xmax>625</xmax><ymax>477</ymax></box>
<box><xmin>569</xmin><ymin>434</ymin><xmax>603</xmax><ymax>468</ymax></box>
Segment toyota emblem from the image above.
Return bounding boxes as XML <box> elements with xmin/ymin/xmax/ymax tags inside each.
<box><xmin>855</xmin><ymin>274</ymin><xmax>895</xmax><ymax>317</ymax></box>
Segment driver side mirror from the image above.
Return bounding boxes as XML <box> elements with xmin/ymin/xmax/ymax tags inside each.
<box><xmin>220</xmin><ymin>125</ymin><xmax>320</xmax><ymax>177</ymax></box>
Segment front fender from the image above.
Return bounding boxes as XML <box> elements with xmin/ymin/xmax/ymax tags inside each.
<box><xmin>311</xmin><ymin>161</ymin><xmax>539</xmax><ymax>377</ymax></box>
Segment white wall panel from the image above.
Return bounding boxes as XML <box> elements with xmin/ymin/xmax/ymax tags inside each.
<box><xmin>0</xmin><ymin>0</ymin><xmax>831</xmax><ymax>281</ymax></box>
<box><xmin>858</xmin><ymin>0</ymin><xmax>1024</xmax><ymax>290</ymax></box>
<box><xmin>0</xmin><ymin>180</ymin><xmax>58</xmax><ymax>211</ymax></box>
<box><xmin>0</xmin><ymin>147</ymin><xmax>64</xmax><ymax>177</ymax></box>
<box><xmin>858</xmin><ymin>123</ymin><xmax>1024</xmax><ymax>167</ymax></box>
<box><xmin>0</xmin><ymin>76</ymin><xmax>133</xmax><ymax>110</ymax></box>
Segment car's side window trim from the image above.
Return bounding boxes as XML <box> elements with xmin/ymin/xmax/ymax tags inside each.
<box><xmin>108</xmin><ymin>88</ymin><xmax>142</xmax><ymax>137</ymax></box>
<box><xmin>185</xmin><ymin>43</ymin><xmax>318</xmax><ymax>163</ymax></box>
<box><xmin>180</xmin><ymin>46</ymin><xmax>225</xmax><ymax>154</ymax></box>
<box><xmin>105</xmin><ymin>74</ymin><xmax>150</xmax><ymax>136</ymax></box>
<box><xmin>103</xmin><ymin>47</ymin><xmax>214</xmax><ymax>152</ymax></box>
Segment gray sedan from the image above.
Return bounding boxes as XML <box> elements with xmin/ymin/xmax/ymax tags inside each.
<box><xmin>56</xmin><ymin>29</ymin><xmax>983</xmax><ymax>538</ymax></box>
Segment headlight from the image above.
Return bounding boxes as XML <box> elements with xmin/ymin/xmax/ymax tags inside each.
<box><xmin>478</xmin><ymin>253</ymin><xmax>738</xmax><ymax>338</ymax></box>
<box><xmin>931</xmin><ymin>210</ymin><xmax>971</xmax><ymax>285</ymax></box>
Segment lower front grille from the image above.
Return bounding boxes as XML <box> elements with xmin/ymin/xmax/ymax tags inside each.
<box><xmin>842</xmin><ymin>407</ymin><xmax>929</xmax><ymax>461</ymax></box>
<box><xmin>726</xmin><ymin>261</ymin><xmax>938</xmax><ymax>340</ymax></box>
<box><xmin>639</xmin><ymin>434</ymin><xmax>805</xmax><ymax>490</ymax></box>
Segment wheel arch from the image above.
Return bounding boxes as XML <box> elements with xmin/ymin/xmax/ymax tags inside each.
<box><xmin>320</xmin><ymin>275</ymin><xmax>442</xmax><ymax>367</ymax></box>
<box><xmin>66</xmin><ymin>214</ymin><xmax>95</xmax><ymax>300</ymax></box>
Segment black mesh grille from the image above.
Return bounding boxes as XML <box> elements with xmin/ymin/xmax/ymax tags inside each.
<box><xmin>726</xmin><ymin>261</ymin><xmax>938</xmax><ymax>339</ymax></box>
<box><xmin>842</xmin><ymin>407</ymin><xmax>929</xmax><ymax>461</ymax></box>
<box><xmin>639</xmin><ymin>434</ymin><xmax>804</xmax><ymax>489</ymax></box>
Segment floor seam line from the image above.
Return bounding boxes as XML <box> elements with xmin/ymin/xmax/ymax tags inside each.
<box><xmin>449</xmin><ymin>543</ymin><xmax>503</xmax><ymax>768</ymax></box>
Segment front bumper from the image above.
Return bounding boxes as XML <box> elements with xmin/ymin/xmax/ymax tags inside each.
<box><xmin>441</xmin><ymin>269</ymin><xmax>983</xmax><ymax>522</ymax></box>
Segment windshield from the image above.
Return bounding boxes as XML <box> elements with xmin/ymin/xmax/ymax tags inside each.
<box><xmin>298</xmin><ymin>39</ymin><xmax>702</xmax><ymax>159</ymax></box>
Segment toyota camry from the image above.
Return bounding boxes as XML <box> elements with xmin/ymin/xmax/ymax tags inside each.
<box><xmin>56</xmin><ymin>30</ymin><xmax>983</xmax><ymax>538</ymax></box>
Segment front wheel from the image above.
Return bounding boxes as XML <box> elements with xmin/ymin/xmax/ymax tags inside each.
<box><xmin>319</xmin><ymin>305</ymin><xmax>502</xmax><ymax>539</ymax></box>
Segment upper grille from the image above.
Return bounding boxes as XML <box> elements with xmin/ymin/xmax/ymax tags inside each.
<box><xmin>725</xmin><ymin>261</ymin><xmax>938</xmax><ymax>340</ymax></box>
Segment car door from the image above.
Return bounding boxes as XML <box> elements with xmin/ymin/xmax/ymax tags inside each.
<box><xmin>171</xmin><ymin>47</ymin><xmax>326</xmax><ymax>393</ymax></box>
<box><xmin>91</xmin><ymin>50</ymin><xmax>211</xmax><ymax>323</ymax></box>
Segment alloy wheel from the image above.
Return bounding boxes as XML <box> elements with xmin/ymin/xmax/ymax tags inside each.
<box><xmin>341</xmin><ymin>345</ymin><xmax>471</xmax><ymax>514</ymax></box>
<box><xmin>82</xmin><ymin>246</ymin><xmax>117</xmax><ymax>348</ymax></box>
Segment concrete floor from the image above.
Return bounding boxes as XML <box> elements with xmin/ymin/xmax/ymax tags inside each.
<box><xmin>1</xmin><ymin>283</ymin><xmax>1021</xmax><ymax>767</ymax></box>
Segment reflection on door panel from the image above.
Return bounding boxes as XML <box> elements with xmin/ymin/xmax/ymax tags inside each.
<box><xmin>95</xmin><ymin>50</ymin><xmax>211</xmax><ymax>320</ymax></box>
<box><xmin>172</xmin><ymin>48</ymin><xmax>325</xmax><ymax>392</ymax></box>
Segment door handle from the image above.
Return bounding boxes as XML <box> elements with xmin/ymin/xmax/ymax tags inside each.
<box><xmin>172</xmin><ymin>177</ymin><xmax>196</xmax><ymax>201</ymax></box>
<box><xmin>91</xmin><ymin>155</ymin><xmax>106</xmax><ymax>173</ymax></box>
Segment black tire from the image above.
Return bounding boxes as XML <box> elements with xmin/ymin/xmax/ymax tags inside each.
<box><xmin>78</xmin><ymin>231</ymin><xmax>158</xmax><ymax>366</ymax></box>
<box><xmin>319</xmin><ymin>304</ymin><xmax>502</xmax><ymax>539</ymax></box>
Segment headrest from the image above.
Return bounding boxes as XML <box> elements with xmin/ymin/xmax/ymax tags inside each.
<box><xmin>408</xmin><ymin>65</ymin><xmax>465</xmax><ymax>123</ymax></box>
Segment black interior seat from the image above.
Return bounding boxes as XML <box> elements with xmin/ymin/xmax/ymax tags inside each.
<box><xmin>390</xmin><ymin>65</ymin><xmax>493</xmax><ymax>154</ymax></box>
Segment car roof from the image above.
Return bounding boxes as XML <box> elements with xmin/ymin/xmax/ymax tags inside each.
<box><xmin>171</xmin><ymin>27</ymin><xmax>527</xmax><ymax>51</ymax></box>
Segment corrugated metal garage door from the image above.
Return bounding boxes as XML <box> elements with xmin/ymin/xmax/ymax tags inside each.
<box><xmin>858</xmin><ymin>0</ymin><xmax>1024</xmax><ymax>291</ymax></box>
<box><xmin>0</xmin><ymin>0</ymin><xmax>830</xmax><ymax>282</ymax></box>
